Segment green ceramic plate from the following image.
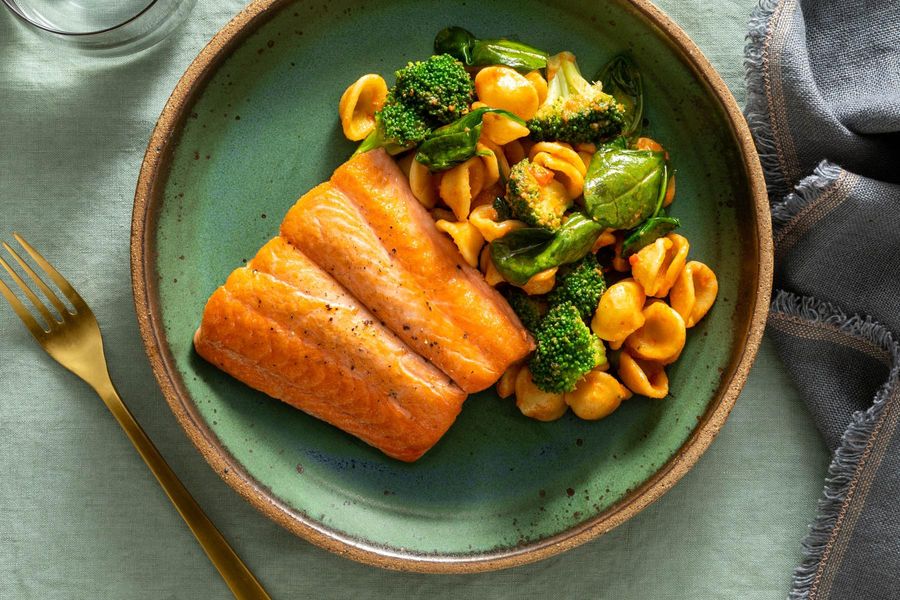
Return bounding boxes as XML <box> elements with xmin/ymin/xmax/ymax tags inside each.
<box><xmin>132</xmin><ymin>0</ymin><xmax>771</xmax><ymax>572</ymax></box>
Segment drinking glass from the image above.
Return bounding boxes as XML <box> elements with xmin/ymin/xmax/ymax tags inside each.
<box><xmin>2</xmin><ymin>0</ymin><xmax>197</xmax><ymax>55</ymax></box>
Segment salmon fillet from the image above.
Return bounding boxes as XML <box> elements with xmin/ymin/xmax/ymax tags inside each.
<box><xmin>194</xmin><ymin>237</ymin><xmax>466</xmax><ymax>462</ymax></box>
<box><xmin>281</xmin><ymin>149</ymin><xmax>533</xmax><ymax>392</ymax></box>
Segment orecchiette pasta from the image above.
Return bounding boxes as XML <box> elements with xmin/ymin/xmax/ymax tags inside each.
<box><xmin>503</xmin><ymin>139</ymin><xmax>527</xmax><ymax>165</ymax></box>
<box><xmin>564</xmin><ymin>370</ymin><xmax>632</xmax><ymax>420</ymax></box>
<box><xmin>669</xmin><ymin>261</ymin><xmax>718</xmax><ymax>327</ymax></box>
<box><xmin>478</xmin><ymin>140</ymin><xmax>511</xmax><ymax>182</ymax></box>
<box><xmin>575</xmin><ymin>142</ymin><xmax>596</xmax><ymax>170</ymax></box>
<box><xmin>624</xmin><ymin>301</ymin><xmax>686</xmax><ymax>364</ymax></box>
<box><xmin>408</xmin><ymin>157</ymin><xmax>438</xmax><ymax>209</ymax></box>
<box><xmin>531</xmin><ymin>153</ymin><xmax>584</xmax><ymax>200</ymax></box>
<box><xmin>664</xmin><ymin>173</ymin><xmax>676</xmax><ymax>207</ymax></box>
<box><xmin>476</xmin><ymin>142</ymin><xmax>502</xmax><ymax>190</ymax></box>
<box><xmin>472</xmin><ymin>101</ymin><xmax>531</xmax><ymax>146</ymax></box>
<box><xmin>629</xmin><ymin>233</ymin><xmax>689</xmax><ymax>297</ymax></box>
<box><xmin>577</xmin><ymin>151</ymin><xmax>592</xmax><ymax>170</ymax></box>
<box><xmin>515</xmin><ymin>366</ymin><xmax>568</xmax><ymax>421</ymax></box>
<box><xmin>435</xmin><ymin>219</ymin><xmax>484</xmax><ymax>268</ymax></box>
<box><xmin>529</xmin><ymin>142</ymin><xmax>586</xmax><ymax>174</ymax></box>
<box><xmin>529</xmin><ymin>142</ymin><xmax>587</xmax><ymax>200</ymax></box>
<box><xmin>618</xmin><ymin>350</ymin><xmax>669</xmax><ymax>399</ymax></box>
<box><xmin>525</xmin><ymin>70</ymin><xmax>548</xmax><ymax>105</ymax></box>
<box><xmin>479</xmin><ymin>245</ymin><xmax>505</xmax><ymax>286</ymax></box>
<box><xmin>469</xmin><ymin>204</ymin><xmax>526</xmax><ymax>242</ymax></box>
<box><xmin>591</xmin><ymin>278</ymin><xmax>646</xmax><ymax>348</ymax></box>
<box><xmin>496</xmin><ymin>362</ymin><xmax>523</xmax><ymax>398</ymax></box>
<box><xmin>591</xmin><ymin>228</ymin><xmax>617</xmax><ymax>253</ymax></box>
<box><xmin>338</xmin><ymin>74</ymin><xmax>388</xmax><ymax>141</ymax></box>
<box><xmin>634</xmin><ymin>137</ymin><xmax>668</xmax><ymax>159</ymax></box>
<box><xmin>439</xmin><ymin>156</ymin><xmax>485</xmax><ymax>220</ymax></box>
<box><xmin>395</xmin><ymin>152</ymin><xmax>414</xmax><ymax>179</ymax></box>
<box><xmin>612</xmin><ymin>234</ymin><xmax>630</xmax><ymax>272</ymax></box>
<box><xmin>474</xmin><ymin>66</ymin><xmax>540</xmax><ymax>120</ymax></box>
<box><xmin>520</xmin><ymin>267</ymin><xmax>557</xmax><ymax>295</ymax></box>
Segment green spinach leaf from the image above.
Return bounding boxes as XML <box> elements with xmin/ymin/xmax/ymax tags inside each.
<box><xmin>621</xmin><ymin>216</ymin><xmax>681</xmax><ymax>257</ymax></box>
<box><xmin>415</xmin><ymin>107</ymin><xmax>524</xmax><ymax>172</ymax></box>
<box><xmin>434</xmin><ymin>27</ymin><xmax>548</xmax><ymax>73</ymax></box>
<box><xmin>490</xmin><ymin>212</ymin><xmax>602</xmax><ymax>285</ymax></box>
<box><xmin>597</xmin><ymin>55</ymin><xmax>644</xmax><ymax>137</ymax></box>
<box><xmin>582</xmin><ymin>146</ymin><xmax>666</xmax><ymax>229</ymax></box>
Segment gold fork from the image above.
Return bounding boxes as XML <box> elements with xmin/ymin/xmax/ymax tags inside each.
<box><xmin>0</xmin><ymin>233</ymin><xmax>271</xmax><ymax>600</ymax></box>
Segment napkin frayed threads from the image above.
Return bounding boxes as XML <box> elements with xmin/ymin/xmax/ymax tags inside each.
<box><xmin>770</xmin><ymin>161</ymin><xmax>843</xmax><ymax>231</ymax></box>
<box><xmin>745</xmin><ymin>0</ymin><xmax>793</xmax><ymax>198</ymax></box>
<box><xmin>771</xmin><ymin>291</ymin><xmax>900</xmax><ymax>600</ymax></box>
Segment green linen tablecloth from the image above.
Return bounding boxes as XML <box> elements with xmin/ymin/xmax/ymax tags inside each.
<box><xmin>0</xmin><ymin>1</ymin><xmax>829</xmax><ymax>598</ymax></box>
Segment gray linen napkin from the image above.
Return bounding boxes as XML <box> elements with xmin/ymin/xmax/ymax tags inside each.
<box><xmin>745</xmin><ymin>1</ymin><xmax>900</xmax><ymax>598</ymax></box>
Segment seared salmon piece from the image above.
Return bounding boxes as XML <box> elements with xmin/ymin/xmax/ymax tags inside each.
<box><xmin>194</xmin><ymin>237</ymin><xmax>466</xmax><ymax>462</ymax></box>
<box><xmin>281</xmin><ymin>149</ymin><xmax>533</xmax><ymax>392</ymax></box>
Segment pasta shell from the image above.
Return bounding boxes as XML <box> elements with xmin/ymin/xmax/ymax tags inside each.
<box><xmin>531</xmin><ymin>152</ymin><xmax>585</xmax><ymax>200</ymax></box>
<box><xmin>409</xmin><ymin>157</ymin><xmax>438</xmax><ymax>209</ymax></box>
<box><xmin>634</xmin><ymin>137</ymin><xmax>668</xmax><ymax>159</ymax></box>
<box><xmin>611</xmin><ymin>233</ymin><xmax>630</xmax><ymax>272</ymax></box>
<box><xmin>482</xmin><ymin>112</ymin><xmax>530</xmax><ymax>146</ymax></box>
<box><xmin>469</xmin><ymin>204</ymin><xmax>526</xmax><ymax>242</ymax></box>
<box><xmin>575</xmin><ymin>143</ymin><xmax>597</xmax><ymax>171</ymax></box>
<box><xmin>475</xmin><ymin>66</ymin><xmax>540</xmax><ymax>120</ymax></box>
<box><xmin>503</xmin><ymin>139</ymin><xmax>527</xmax><ymax>165</ymax></box>
<box><xmin>624</xmin><ymin>301</ymin><xmax>686</xmax><ymax>364</ymax></box>
<box><xmin>618</xmin><ymin>350</ymin><xmax>669</xmax><ymax>399</ymax></box>
<box><xmin>479</xmin><ymin>245</ymin><xmax>505</xmax><ymax>286</ymax></box>
<box><xmin>670</xmin><ymin>261</ymin><xmax>718</xmax><ymax>327</ymax></box>
<box><xmin>519</xmin><ymin>267</ymin><xmax>558</xmax><ymax>295</ymax></box>
<box><xmin>439</xmin><ymin>157</ymin><xmax>485</xmax><ymax>220</ymax></box>
<box><xmin>629</xmin><ymin>233</ymin><xmax>689</xmax><ymax>297</ymax></box>
<box><xmin>591</xmin><ymin>278</ymin><xmax>646</xmax><ymax>346</ymax></box>
<box><xmin>591</xmin><ymin>228</ymin><xmax>617</xmax><ymax>253</ymax></box>
<box><xmin>664</xmin><ymin>174</ymin><xmax>676</xmax><ymax>207</ymax></box>
<box><xmin>476</xmin><ymin>142</ymin><xmax>502</xmax><ymax>190</ymax></box>
<box><xmin>516</xmin><ymin>367</ymin><xmax>568</xmax><ymax>421</ymax></box>
<box><xmin>435</xmin><ymin>219</ymin><xmax>485</xmax><ymax>268</ymax></box>
<box><xmin>529</xmin><ymin>142</ymin><xmax>587</xmax><ymax>176</ymax></box>
<box><xmin>564</xmin><ymin>370</ymin><xmax>632</xmax><ymax>420</ymax></box>
<box><xmin>338</xmin><ymin>74</ymin><xmax>388</xmax><ymax>141</ymax></box>
<box><xmin>497</xmin><ymin>363</ymin><xmax>523</xmax><ymax>398</ymax></box>
<box><xmin>525</xmin><ymin>70</ymin><xmax>548</xmax><ymax>105</ymax></box>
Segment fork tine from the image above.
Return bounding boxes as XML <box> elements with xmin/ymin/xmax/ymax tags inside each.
<box><xmin>13</xmin><ymin>232</ymin><xmax>88</xmax><ymax>312</ymax></box>
<box><xmin>0</xmin><ymin>276</ymin><xmax>46</xmax><ymax>337</ymax></box>
<box><xmin>5</xmin><ymin>240</ymin><xmax>69</xmax><ymax>314</ymax></box>
<box><xmin>0</xmin><ymin>253</ymin><xmax>56</xmax><ymax>326</ymax></box>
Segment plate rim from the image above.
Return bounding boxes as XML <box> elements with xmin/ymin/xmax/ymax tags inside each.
<box><xmin>130</xmin><ymin>0</ymin><xmax>773</xmax><ymax>573</ymax></box>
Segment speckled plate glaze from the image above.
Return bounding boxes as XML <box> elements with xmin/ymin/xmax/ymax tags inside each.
<box><xmin>132</xmin><ymin>0</ymin><xmax>771</xmax><ymax>572</ymax></box>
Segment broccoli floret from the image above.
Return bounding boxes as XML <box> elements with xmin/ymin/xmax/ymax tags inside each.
<box><xmin>378</xmin><ymin>98</ymin><xmax>432</xmax><ymax>145</ymax></box>
<box><xmin>393</xmin><ymin>54</ymin><xmax>475</xmax><ymax>124</ymax></box>
<box><xmin>527</xmin><ymin>52</ymin><xmax>625</xmax><ymax>145</ymax></box>
<box><xmin>548</xmin><ymin>254</ymin><xmax>606</xmax><ymax>318</ymax></box>
<box><xmin>504</xmin><ymin>288</ymin><xmax>547</xmax><ymax>332</ymax></box>
<box><xmin>530</xmin><ymin>302</ymin><xmax>606</xmax><ymax>393</ymax></box>
<box><xmin>354</xmin><ymin>95</ymin><xmax>433</xmax><ymax>156</ymax></box>
<box><xmin>355</xmin><ymin>55</ymin><xmax>475</xmax><ymax>156</ymax></box>
<box><xmin>506</xmin><ymin>158</ymin><xmax>572</xmax><ymax>231</ymax></box>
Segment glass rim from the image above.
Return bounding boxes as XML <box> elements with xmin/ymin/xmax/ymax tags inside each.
<box><xmin>1</xmin><ymin>0</ymin><xmax>160</xmax><ymax>36</ymax></box>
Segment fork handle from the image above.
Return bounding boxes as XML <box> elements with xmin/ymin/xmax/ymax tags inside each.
<box><xmin>93</xmin><ymin>377</ymin><xmax>272</xmax><ymax>600</ymax></box>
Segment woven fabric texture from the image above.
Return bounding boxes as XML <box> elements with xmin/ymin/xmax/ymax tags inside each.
<box><xmin>0</xmin><ymin>1</ymin><xmax>827</xmax><ymax>598</ymax></box>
